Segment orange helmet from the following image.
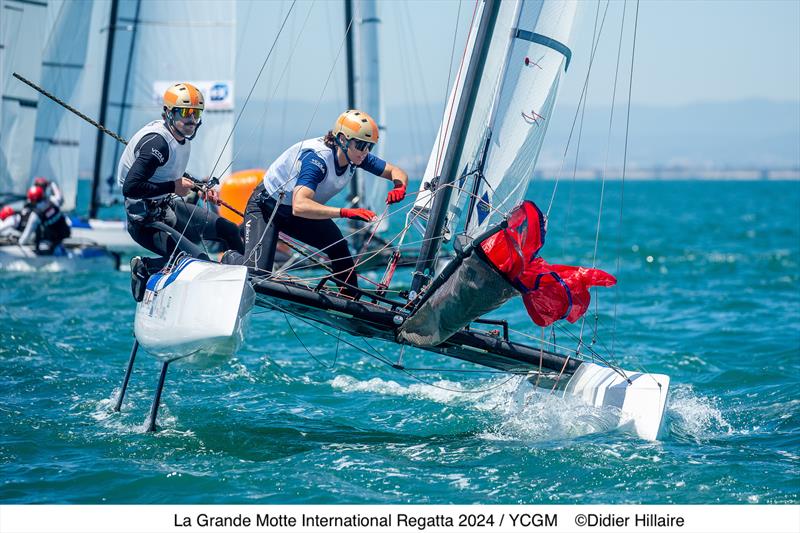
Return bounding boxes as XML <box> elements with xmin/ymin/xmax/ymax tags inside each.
<box><xmin>163</xmin><ymin>83</ymin><xmax>204</xmax><ymax>112</ymax></box>
<box><xmin>0</xmin><ymin>206</ymin><xmax>15</xmax><ymax>220</ymax></box>
<box><xmin>332</xmin><ymin>110</ymin><xmax>379</xmax><ymax>144</ymax></box>
<box><xmin>27</xmin><ymin>186</ymin><xmax>44</xmax><ymax>203</ymax></box>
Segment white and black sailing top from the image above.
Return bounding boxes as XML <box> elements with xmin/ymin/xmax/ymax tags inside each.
<box><xmin>116</xmin><ymin>120</ymin><xmax>191</xmax><ymax>200</ymax></box>
<box><xmin>262</xmin><ymin>137</ymin><xmax>386</xmax><ymax>206</ymax></box>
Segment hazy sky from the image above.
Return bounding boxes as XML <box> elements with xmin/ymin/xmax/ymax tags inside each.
<box><xmin>234</xmin><ymin>0</ymin><xmax>800</xmax><ymax>109</ymax></box>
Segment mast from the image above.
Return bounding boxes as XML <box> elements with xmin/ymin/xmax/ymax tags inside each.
<box><xmin>90</xmin><ymin>0</ymin><xmax>118</xmax><ymax>219</ymax></box>
<box><xmin>410</xmin><ymin>0</ymin><xmax>500</xmax><ymax>296</ymax></box>
<box><xmin>344</xmin><ymin>0</ymin><xmax>360</xmax><ymax>238</ymax></box>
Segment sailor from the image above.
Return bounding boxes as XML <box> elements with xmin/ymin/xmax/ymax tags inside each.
<box><xmin>17</xmin><ymin>185</ymin><xmax>71</xmax><ymax>254</ymax></box>
<box><xmin>222</xmin><ymin>109</ymin><xmax>408</xmax><ymax>296</ymax></box>
<box><xmin>32</xmin><ymin>176</ymin><xmax>63</xmax><ymax>207</ymax></box>
<box><xmin>0</xmin><ymin>205</ymin><xmax>23</xmax><ymax>240</ymax></box>
<box><xmin>117</xmin><ymin>82</ymin><xmax>244</xmax><ymax>301</ymax></box>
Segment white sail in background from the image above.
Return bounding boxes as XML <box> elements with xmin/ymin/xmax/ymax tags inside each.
<box><xmin>95</xmin><ymin>0</ymin><xmax>236</xmax><ymax>205</ymax></box>
<box><xmin>30</xmin><ymin>0</ymin><xmax>93</xmax><ymax>212</ymax></box>
<box><xmin>353</xmin><ymin>0</ymin><xmax>389</xmax><ymax>220</ymax></box>
<box><xmin>413</xmin><ymin>0</ymin><xmax>576</xmax><ymax>239</ymax></box>
<box><xmin>0</xmin><ymin>0</ymin><xmax>47</xmax><ymax>197</ymax></box>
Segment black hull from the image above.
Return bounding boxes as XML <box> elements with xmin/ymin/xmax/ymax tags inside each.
<box><xmin>251</xmin><ymin>278</ymin><xmax>582</xmax><ymax>376</ymax></box>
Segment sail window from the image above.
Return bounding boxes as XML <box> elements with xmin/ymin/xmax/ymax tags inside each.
<box><xmin>514</xmin><ymin>29</ymin><xmax>572</xmax><ymax>71</ymax></box>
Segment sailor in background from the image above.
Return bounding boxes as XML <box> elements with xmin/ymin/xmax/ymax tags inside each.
<box><xmin>118</xmin><ymin>82</ymin><xmax>243</xmax><ymax>301</ymax></box>
<box><xmin>32</xmin><ymin>176</ymin><xmax>63</xmax><ymax>207</ymax></box>
<box><xmin>222</xmin><ymin>109</ymin><xmax>408</xmax><ymax>296</ymax></box>
<box><xmin>0</xmin><ymin>206</ymin><xmax>24</xmax><ymax>240</ymax></box>
<box><xmin>17</xmin><ymin>185</ymin><xmax>71</xmax><ymax>254</ymax></box>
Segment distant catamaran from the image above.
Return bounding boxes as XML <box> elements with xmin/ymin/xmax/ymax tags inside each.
<box><xmin>116</xmin><ymin>0</ymin><xmax>671</xmax><ymax>441</ymax></box>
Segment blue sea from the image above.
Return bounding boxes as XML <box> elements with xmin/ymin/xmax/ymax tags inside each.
<box><xmin>1</xmin><ymin>180</ymin><xmax>798</xmax><ymax>504</ymax></box>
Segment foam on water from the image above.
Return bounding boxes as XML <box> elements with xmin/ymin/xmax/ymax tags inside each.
<box><xmin>331</xmin><ymin>373</ymin><xmax>624</xmax><ymax>442</ymax></box>
<box><xmin>666</xmin><ymin>384</ymin><xmax>734</xmax><ymax>441</ymax></box>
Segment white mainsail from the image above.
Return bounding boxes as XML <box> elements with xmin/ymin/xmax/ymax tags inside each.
<box><xmin>94</xmin><ymin>0</ymin><xmax>236</xmax><ymax>207</ymax></box>
<box><xmin>30</xmin><ymin>0</ymin><xmax>93</xmax><ymax>212</ymax></box>
<box><xmin>0</xmin><ymin>0</ymin><xmax>48</xmax><ymax>198</ymax></box>
<box><xmin>414</xmin><ymin>0</ymin><xmax>576</xmax><ymax>240</ymax></box>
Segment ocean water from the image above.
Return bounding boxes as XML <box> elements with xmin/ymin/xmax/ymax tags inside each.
<box><xmin>1</xmin><ymin>180</ymin><xmax>798</xmax><ymax>504</ymax></box>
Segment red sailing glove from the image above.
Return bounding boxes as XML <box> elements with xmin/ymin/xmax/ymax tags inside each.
<box><xmin>386</xmin><ymin>183</ymin><xmax>406</xmax><ymax>204</ymax></box>
<box><xmin>340</xmin><ymin>207</ymin><xmax>377</xmax><ymax>222</ymax></box>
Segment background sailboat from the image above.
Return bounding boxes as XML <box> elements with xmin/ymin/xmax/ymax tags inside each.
<box><xmin>0</xmin><ymin>0</ymin><xmax>120</xmax><ymax>271</ymax></box>
<box><xmin>0</xmin><ymin>0</ymin><xmax>48</xmax><ymax>203</ymax></box>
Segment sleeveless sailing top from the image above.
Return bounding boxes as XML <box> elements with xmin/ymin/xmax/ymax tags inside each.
<box><xmin>116</xmin><ymin>120</ymin><xmax>191</xmax><ymax>199</ymax></box>
<box><xmin>262</xmin><ymin>137</ymin><xmax>354</xmax><ymax>206</ymax></box>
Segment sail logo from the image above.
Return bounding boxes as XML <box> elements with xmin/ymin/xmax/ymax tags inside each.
<box><xmin>210</xmin><ymin>83</ymin><xmax>229</xmax><ymax>102</ymax></box>
<box><xmin>476</xmin><ymin>192</ymin><xmax>491</xmax><ymax>225</ymax></box>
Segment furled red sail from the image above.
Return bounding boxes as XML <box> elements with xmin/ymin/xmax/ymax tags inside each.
<box><xmin>517</xmin><ymin>259</ymin><xmax>617</xmax><ymax>327</ymax></box>
<box><xmin>398</xmin><ymin>200</ymin><xmax>615</xmax><ymax>347</ymax></box>
<box><xmin>480</xmin><ymin>201</ymin><xmax>616</xmax><ymax>327</ymax></box>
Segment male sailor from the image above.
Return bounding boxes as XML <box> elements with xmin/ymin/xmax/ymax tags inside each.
<box><xmin>222</xmin><ymin>109</ymin><xmax>408</xmax><ymax>296</ymax></box>
<box><xmin>17</xmin><ymin>185</ymin><xmax>71</xmax><ymax>254</ymax></box>
<box><xmin>118</xmin><ymin>82</ymin><xmax>244</xmax><ymax>301</ymax></box>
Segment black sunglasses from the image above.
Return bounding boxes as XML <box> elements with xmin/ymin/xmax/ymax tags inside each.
<box><xmin>350</xmin><ymin>139</ymin><xmax>374</xmax><ymax>152</ymax></box>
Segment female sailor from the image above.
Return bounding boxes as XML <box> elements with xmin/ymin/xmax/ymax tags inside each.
<box><xmin>222</xmin><ymin>109</ymin><xmax>408</xmax><ymax>296</ymax></box>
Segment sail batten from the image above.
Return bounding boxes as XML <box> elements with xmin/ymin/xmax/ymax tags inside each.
<box><xmin>30</xmin><ymin>0</ymin><xmax>93</xmax><ymax>212</ymax></box>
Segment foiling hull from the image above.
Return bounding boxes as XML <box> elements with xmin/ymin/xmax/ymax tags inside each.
<box><xmin>0</xmin><ymin>242</ymin><xmax>120</xmax><ymax>272</ymax></box>
<box><xmin>252</xmin><ymin>277</ymin><xmax>670</xmax><ymax>440</ymax></box>
<box><xmin>134</xmin><ymin>257</ymin><xmax>254</xmax><ymax>366</ymax></box>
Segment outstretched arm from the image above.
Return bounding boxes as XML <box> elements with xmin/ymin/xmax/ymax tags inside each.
<box><xmin>381</xmin><ymin>161</ymin><xmax>408</xmax><ymax>189</ymax></box>
<box><xmin>292</xmin><ymin>186</ymin><xmax>341</xmax><ymax>219</ymax></box>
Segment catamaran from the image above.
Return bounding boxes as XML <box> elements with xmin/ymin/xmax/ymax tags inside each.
<box><xmin>114</xmin><ymin>0</ymin><xmax>670</xmax><ymax>441</ymax></box>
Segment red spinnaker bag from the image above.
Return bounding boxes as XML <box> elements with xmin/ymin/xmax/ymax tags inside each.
<box><xmin>518</xmin><ymin>258</ymin><xmax>617</xmax><ymax>327</ymax></box>
<box><xmin>479</xmin><ymin>201</ymin><xmax>546</xmax><ymax>279</ymax></box>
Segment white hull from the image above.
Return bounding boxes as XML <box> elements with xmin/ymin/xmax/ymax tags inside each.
<box><xmin>134</xmin><ymin>257</ymin><xmax>254</xmax><ymax>366</ymax></box>
<box><xmin>0</xmin><ymin>243</ymin><xmax>119</xmax><ymax>272</ymax></box>
<box><xmin>563</xmin><ymin>362</ymin><xmax>670</xmax><ymax>441</ymax></box>
<box><xmin>68</xmin><ymin>217</ymin><xmax>139</xmax><ymax>251</ymax></box>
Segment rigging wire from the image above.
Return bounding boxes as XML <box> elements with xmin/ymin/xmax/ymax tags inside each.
<box><xmin>274</xmin><ymin>301</ymin><xmax>523</xmax><ymax>394</ymax></box>
<box><xmin>612</xmin><ymin>0</ymin><xmax>640</xmax><ymax>359</ymax></box>
<box><xmin>546</xmin><ymin>0</ymin><xmax>611</xmax><ymax>219</ymax></box>
<box><xmin>207</xmin><ymin>0</ymin><xmax>298</xmax><ymax>180</ymax></box>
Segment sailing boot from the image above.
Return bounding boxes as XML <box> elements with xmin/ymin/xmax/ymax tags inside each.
<box><xmin>130</xmin><ymin>256</ymin><xmax>149</xmax><ymax>302</ymax></box>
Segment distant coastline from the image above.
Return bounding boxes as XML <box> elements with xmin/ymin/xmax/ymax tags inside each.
<box><xmin>532</xmin><ymin>167</ymin><xmax>800</xmax><ymax>181</ymax></box>
<box><xmin>78</xmin><ymin>167</ymin><xmax>800</xmax><ymax>182</ymax></box>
